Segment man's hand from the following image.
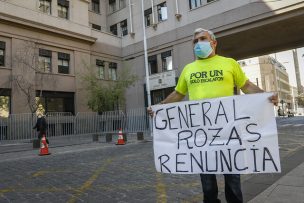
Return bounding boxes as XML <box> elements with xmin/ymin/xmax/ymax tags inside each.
<box><xmin>146</xmin><ymin>91</ymin><xmax>185</xmax><ymax>118</ymax></box>
<box><xmin>147</xmin><ymin>106</ymin><xmax>154</xmax><ymax>117</ymax></box>
<box><xmin>269</xmin><ymin>93</ymin><xmax>278</xmax><ymax>106</ymax></box>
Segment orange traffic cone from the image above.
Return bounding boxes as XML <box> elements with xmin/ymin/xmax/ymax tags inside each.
<box><xmin>116</xmin><ymin>129</ymin><xmax>125</xmax><ymax>145</ymax></box>
<box><xmin>39</xmin><ymin>135</ymin><xmax>51</xmax><ymax>156</ymax></box>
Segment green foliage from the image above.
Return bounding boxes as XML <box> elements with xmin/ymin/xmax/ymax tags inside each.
<box><xmin>0</xmin><ymin>96</ymin><xmax>9</xmax><ymax>117</ymax></box>
<box><xmin>297</xmin><ymin>94</ymin><xmax>304</xmax><ymax>107</ymax></box>
<box><xmin>82</xmin><ymin>63</ymin><xmax>138</xmax><ymax>113</ymax></box>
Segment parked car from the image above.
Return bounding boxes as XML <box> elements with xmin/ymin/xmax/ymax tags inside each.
<box><xmin>278</xmin><ymin>109</ymin><xmax>286</xmax><ymax>117</ymax></box>
<box><xmin>287</xmin><ymin>111</ymin><xmax>295</xmax><ymax>117</ymax></box>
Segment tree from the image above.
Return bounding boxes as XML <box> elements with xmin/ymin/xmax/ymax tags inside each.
<box><xmin>82</xmin><ymin>62</ymin><xmax>138</xmax><ymax>113</ymax></box>
<box><xmin>12</xmin><ymin>41</ymin><xmax>55</xmax><ymax>114</ymax></box>
<box><xmin>297</xmin><ymin>93</ymin><xmax>304</xmax><ymax>107</ymax></box>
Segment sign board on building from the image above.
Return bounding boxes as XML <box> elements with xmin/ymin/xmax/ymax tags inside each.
<box><xmin>149</xmin><ymin>70</ymin><xmax>176</xmax><ymax>91</ymax></box>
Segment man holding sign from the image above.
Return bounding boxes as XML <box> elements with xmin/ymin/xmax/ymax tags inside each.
<box><xmin>148</xmin><ymin>28</ymin><xmax>278</xmax><ymax>203</ymax></box>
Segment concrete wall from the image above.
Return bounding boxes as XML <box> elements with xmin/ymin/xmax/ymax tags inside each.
<box><xmin>0</xmin><ymin>23</ymin><xmax>98</xmax><ymax>114</ymax></box>
<box><xmin>10</xmin><ymin>39</ymin><xmax>36</xmax><ymax>113</ymax></box>
<box><xmin>1</xmin><ymin>0</ymin><xmax>91</xmax><ymax>37</ymax></box>
<box><xmin>124</xmin><ymin>56</ymin><xmax>145</xmax><ymax>109</ymax></box>
<box><xmin>0</xmin><ymin>0</ymin><xmax>126</xmax><ymax>114</ymax></box>
<box><xmin>74</xmin><ymin>51</ymin><xmax>91</xmax><ymax>113</ymax></box>
<box><xmin>119</xmin><ymin>0</ymin><xmax>302</xmax><ymax>47</ymax></box>
<box><xmin>7</xmin><ymin>0</ymin><xmax>90</xmax><ymax>26</ymax></box>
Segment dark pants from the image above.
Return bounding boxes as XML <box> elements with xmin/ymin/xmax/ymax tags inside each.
<box><xmin>38</xmin><ymin>130</ymin><xmax>46</xmax><ymax>140</ymax></box>
<box><xmin>200</xmin><ymin>174</ymin><xmax>243</xmax><ymax>203</ymax></box>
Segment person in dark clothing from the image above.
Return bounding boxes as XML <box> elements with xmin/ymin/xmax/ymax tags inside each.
<box><xmin>33</xmin><ymin>115</ymin><xmax>47</xmax><ymax>140</ymax></box>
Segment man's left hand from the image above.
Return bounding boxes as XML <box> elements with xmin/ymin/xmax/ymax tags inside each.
<box><xmin>269</xmin><ymin>93</ymin><xmax>278</xmax><ymax>106</ymax></box>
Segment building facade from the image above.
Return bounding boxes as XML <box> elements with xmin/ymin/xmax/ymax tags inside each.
<box><xmin>0</xmin><ymin>0</ymin><xmax>123</xmax><ymax>116</ymax></box>
<box><xmin>0</xmin><ymin>0</ymin><xmax>303</xmax><ymax>116</ymax></box>
<box><xmin>239</xmin><ymin>56</ymin><xmax>292</xmax><ymax>114</ymax></box>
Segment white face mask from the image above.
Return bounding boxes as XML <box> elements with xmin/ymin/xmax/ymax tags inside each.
<box><xmin>194</xmin><ymin>41</ymin><xmax>213</xmax><ymax>58</ymax></box>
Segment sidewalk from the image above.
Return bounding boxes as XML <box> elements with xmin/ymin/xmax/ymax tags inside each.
<box><xmin>249</xmin><ymin>161</ymin><xmax>304</xmax><ymax>203</ymax></box>
<box><xmin>0</xmin><ymin>133</ymin><xmax>152</xmax><ymax>154</ymax></box>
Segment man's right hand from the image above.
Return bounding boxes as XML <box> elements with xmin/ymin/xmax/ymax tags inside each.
<box><xmin>146</xmin><ymin>91</ymin><xmax>185</xmax><ymax>118</ymax></box>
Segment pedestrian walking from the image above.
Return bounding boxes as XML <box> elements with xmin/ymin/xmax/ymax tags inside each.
<box><xmin>148</xmin><ymin>28</ymin><xmax>278</xmax><ymax>203</ymax></box>
<box><xmin>33</xmin><ymin>114</ymin><xmax>47</xmax><ymax>141</ymax></box>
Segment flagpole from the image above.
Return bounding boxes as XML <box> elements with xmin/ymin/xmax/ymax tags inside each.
<box><xmin>141</xmin><ymin>0</ymin><xmax>152</xmax><ymax>135</ymax></box>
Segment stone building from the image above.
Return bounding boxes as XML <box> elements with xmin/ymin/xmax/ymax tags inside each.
<box><xmin>239</xmin><ymin>56</ymin><xmax>292</xmax><ymax>114</ymax></box>
<box><xmin>0</xmin><ymin>0</ymin><xmax>303</xmax><ymax>116</ymax></box>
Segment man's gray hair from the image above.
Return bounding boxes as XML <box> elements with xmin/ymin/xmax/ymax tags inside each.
<box><xmin>193</xmin><ymin>28</ymin><xmax>216</xmax><ymax>41</ymax></box>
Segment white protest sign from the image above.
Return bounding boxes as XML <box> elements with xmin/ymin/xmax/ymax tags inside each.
<box><xmin>152</xmin><ymin>93</ymin><xmax>281</xmax><ymax>174</ymax></box>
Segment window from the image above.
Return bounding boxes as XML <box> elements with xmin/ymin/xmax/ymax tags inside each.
<box><xmin>92</xmin><ymin>24</ymin><xmax>101</xmax><ymax>31</ymax></box>
<box><xmin>157</xmin><ymin>2</ymin><xmax>167</xmax><ymax>22</ymax></box>
<box><xmin>39</xmin><ymin>0</ymin><xmax>51</xmax><ymax>14</ymax></box>
<box><xmin>58</xmin><ymin>0</ymin><xmax>69</xmax><ymax>19</ymax></box>
<box><xmin>39</xmin><ymin>49</ymin><xmax>52</xmax><ymax>73</ymax></box>
<box><xmin>0</xmin><ymin>89</ymin><xmax>11</xmax><ymax>118</ymax></box>
<box><xmin>0</xmin><ymin>41</ymin><xmax>5</xmax><ymax>66</ymax></box>
<box><xmin>109</xmin><ymin>0</ymin><xmax>116</xmax><ymax>13</ymax></box>
<box><xmin>144</xmin><ymin>8</ymin><xmax>152</xmax><ymax>27</ymax></box>
<box><xmin>108</xmin><ymin>62</ymin><xmax>117</xmax><ymax>80</ymax></box>
<box><xmin>189</xmin><ymin>0</ymin><xmax>202</xmax><ymax>9</ymax></box>
<box><xmin>36</xmin><ymin>91</ymin><xmax>75</xmax><ymax>114</ymax></box>
<box><xmin>58</xmin><ymin>52</ymin><xmax>70</xmax><ymax>74</ymax></box>
<box><xmin>120</xmin><ymin>19</ymin><xmax>128</xmax><ymax>36</ymax></box>
<box><xmin>151</xmin><ymin>87</ymin><xmax>174</xmax><ymax>105</ymax></box>
<box><xmin>92</xmin><ymin>0</ymin><xmax>100</xmax><ymax>13</ymax></box>
<box><xmin>119</xmin><ymin>0</ymin><xmax>126</xmax><ymax>9</ymax></box>
<box><xmin>110</xmin><ymin>24</ymin><xmax>118</xmax><ymax>36</ymax></box>
<box><xmin>96</xmin><ymin>59</ymin><xmax>105</xmax><ymax>79</ymax></box>
<box><xmin>161</xmin><ymin>51</ymin><xmax>172</xmax><ymax>71</ymax></box>
<box><xmin>148</xmin><ymin>55</ymin><xmax>158</xmax><ymax>74</ymax></box>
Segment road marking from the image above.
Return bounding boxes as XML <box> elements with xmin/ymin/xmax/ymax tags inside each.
<box><xmin>94</xmin><ymin>181</ymin><xmax>200</xmax><ymax>192</ymax></box>
<box><xmin>0</xmin><ymin>187</ymin><xmax>73</xmax><ymax>195</ymax></box>
<box><xmin>294</xmin><ymin>124</ymin><xmax>304</xmax><ymax>127</ymax></box>
<box><xmin>32</xmin><ymin>171</ymin><xmax>46</xmax><ymax>177</ymax></box>
<box><xmin>67</xmin><ymin>158</ymin><xmax>113</xmax><ymax>203</ymax></box>
<box><xmin>96</xmin><ymin>183</ymin><xmax>154</xmax><ymax>191</ymax></box>
<box><xmin>32</xmin><ymin>170</ymin><xmax>75</xmax><ymax>177</ymax></box>
<box><xmin>156</xmin><ymin>172</ymin><xmax>167</xmax><ymax>203</ymax></box>
<box><xmin>280</xmin><ymin>124</ymin><xmax>292</xmax><ymax>127</ymax></box>
<box><xmin>181</xmin><ymin>194</ymin><xmax>203</xmax><ymax>203</ymax></box>
<box><xmin>0</xmin><ymin>188</ymin><xmax>14</xmax><ymax>195</ymax></box>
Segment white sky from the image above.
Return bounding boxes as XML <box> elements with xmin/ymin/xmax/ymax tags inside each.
<box><xmin>269</xmin><ymin>47</ymin><xmax>304</xmax><ymax>88</ymax></box>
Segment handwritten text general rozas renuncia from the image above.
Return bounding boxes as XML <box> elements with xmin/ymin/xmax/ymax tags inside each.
<box><xmin>153</xmin><ymin>97</ymin><xmax>280</xmax><ymax>174</ymax></box>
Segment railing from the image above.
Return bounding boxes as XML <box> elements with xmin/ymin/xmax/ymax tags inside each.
<box><xmin>0</xmin><ymin>113</ymin><xmax>36</xmax><ymax>141</ymax></box>
<box><xmin>0</xmin><ymin>108</ymin><xmax>150</xmax><ymax>141</ymax></box>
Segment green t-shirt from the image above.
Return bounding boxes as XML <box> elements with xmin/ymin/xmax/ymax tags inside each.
<box><xmin>175</xmin><ymin>55</ymin><xmax>248</xmax><ymax>100</ymax></box>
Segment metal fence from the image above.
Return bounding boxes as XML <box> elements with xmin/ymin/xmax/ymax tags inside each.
<box><xmin>0</xmin><ymin>108</ymin><xmax>150</xmax><ymax>142</ymax></box>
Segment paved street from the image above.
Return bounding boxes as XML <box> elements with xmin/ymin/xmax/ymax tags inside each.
<box><xmin>0</xmin><ymin>117</ymin><xmax>303</xmax><ymax>203</ymax></box>
<box><xmin>241</xmin><ymin>116</ymin><xmax>304</xmax><ymax>202</ymax></box>
<box><xmin>276</xmin><ymin>116</ymin><xmax>304</xmax><ymax>158</ymax></box>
